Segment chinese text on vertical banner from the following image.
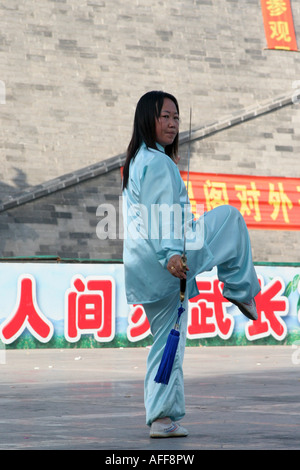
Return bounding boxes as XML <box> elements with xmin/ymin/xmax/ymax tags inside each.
<box><xmin>261</xmin><ymin>0</ymin><xmax>298</xmax><ymax>51</ymax></box>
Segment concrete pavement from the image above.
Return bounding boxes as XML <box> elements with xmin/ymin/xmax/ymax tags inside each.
<box><xmin>0</xmin><ymin>345</ymin><xmax>299</xmax><ymax>451</ymax></box>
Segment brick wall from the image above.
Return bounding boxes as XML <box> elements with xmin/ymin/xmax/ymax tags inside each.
<box><xmin>0</xmin><ymin>166</ymin><xmax>123</xmax><ymax>261</ymax></box>
<box><xmin>0</xmin><ymin>0</ymin><xmax>299</xmax><ymax>263</ymax></box>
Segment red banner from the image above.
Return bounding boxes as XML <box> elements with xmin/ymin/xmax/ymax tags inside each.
<box><xmin>181</xmin><ymin>172</ymin><xmax>300</xmax><ymax>231</ymax></box>
<box><xmin>261</xmin><ymin>0</ymin><xmax>298</xmax><ymax>51</ymax></box>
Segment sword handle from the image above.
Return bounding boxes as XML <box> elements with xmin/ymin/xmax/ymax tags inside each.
<box><xmin>180</xmin><ymin>254</ymin><xmax>187</xmax><ymax>303</ymax></box>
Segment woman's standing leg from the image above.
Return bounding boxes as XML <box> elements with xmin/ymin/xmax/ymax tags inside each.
<box><xmin>143</xmin><ymin>290</ymin><xmax>189</xmax><ymax>427</ymax></box>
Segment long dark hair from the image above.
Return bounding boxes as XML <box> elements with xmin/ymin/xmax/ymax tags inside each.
<box><xmin>122</xmin><ymin>91</ymin><xmax>179</xmax><ymax>190</ymax></box>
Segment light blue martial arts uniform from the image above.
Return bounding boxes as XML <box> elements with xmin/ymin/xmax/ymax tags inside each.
<box><xmin>123</xmin><ymin>142</ymin><xmax>260</xmax><ymax>426</ymax></box>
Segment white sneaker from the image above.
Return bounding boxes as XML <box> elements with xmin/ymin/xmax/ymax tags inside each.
<box><xmin>225</xmin><ymin>297</ymin><xmax>258</xmax><ymax>321</ymax></box>
<box><xmin>150</xmin><ymin>421</ymin><xmax>189</xmax><ymax>438</ymax></box>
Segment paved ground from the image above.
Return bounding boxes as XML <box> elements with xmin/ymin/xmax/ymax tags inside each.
<box><xmin>0</xmin><ymin>345</ymin><xmax>299</xmax><ymax>451</ymax></box>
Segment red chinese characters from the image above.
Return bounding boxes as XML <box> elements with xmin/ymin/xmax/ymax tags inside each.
<box><xmin>65</xmin><ymin>275</ymin><xmax>115</xmax><ymax>343</ymax></box>
<box><xmin>126</xmin><ymin>275</ymin><xmax>290</xmax><ymax>343</ymax></box>
<box><xmin>0</xmin><ymin>274</ymin><xmax>54</xmax><ymax>344</ymax></box>
<box><xmin>187</xmin><ymin>275</ymin><xmax>288</xmax><ymax>342</ymax></box>
<box><xmin>188</xmin><ymin>278</ymin><xmax>234</xmax><ymax>340</ymax></box>
<box><xmin>127</xmin><ymin>304</ymin><xmax>151</xmax><ymax>342</ymax></box>
<box><xmin>0</xmin><ymin>271</ymin><xmax>292</xmax><ymax>346</ymax></box>
<box><xmin>245</xmin><ymin>275</ymin><xmax>288</xmax><ymax>341</ymax></box>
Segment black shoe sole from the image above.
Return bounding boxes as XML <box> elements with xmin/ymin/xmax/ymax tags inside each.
<box><xmin>225</xmin><ymin>297</ymin><xmax>257</xmax><ymax>321</ymax></box>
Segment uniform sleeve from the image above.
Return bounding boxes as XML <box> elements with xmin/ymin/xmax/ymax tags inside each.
<box><xmin>139</xmin><ymin>154</ymin><xmax>184</xmax><ymax>267</ymax></box>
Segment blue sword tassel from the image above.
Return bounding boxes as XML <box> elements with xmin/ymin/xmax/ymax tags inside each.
<box><xmin>154</xmin><ymin>304</ymin><xmax>185</xmax><ymax>385</ymax></box>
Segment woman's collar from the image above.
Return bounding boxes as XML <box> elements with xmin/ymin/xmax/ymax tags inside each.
<box><xmin>155</xmin><ymin>142</ymin><xmax>165</xmax><ymax>153</ymax></box>
<box><xmin>141</xmin><ymin>141</ymin><xmax>165</xmax><ymax>154</ymax></box>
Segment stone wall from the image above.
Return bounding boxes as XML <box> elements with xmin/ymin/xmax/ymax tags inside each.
<box><xmin>0</xmin><ymin>0</ymin><xmax>299</xmax><ymax>263</ymax></box>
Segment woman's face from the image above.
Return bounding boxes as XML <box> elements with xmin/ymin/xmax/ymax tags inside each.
<box><xmin>155</xmin><ymin>98</ymin><xmax>179</xmax><ymax>148</ymax></box>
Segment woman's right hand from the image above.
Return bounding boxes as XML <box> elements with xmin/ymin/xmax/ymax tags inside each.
<box><xmin>167</xmin><ymin>255</ymin><xmax>189</xmax><ymax>280</ymax></box>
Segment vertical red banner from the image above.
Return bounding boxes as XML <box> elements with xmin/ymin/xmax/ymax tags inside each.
<box><xmin>261</xmin><ymin>0</ymin><xmax>298</xmax><ymax>51</ymax></box>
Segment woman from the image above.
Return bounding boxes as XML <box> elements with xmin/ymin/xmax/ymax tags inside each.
<box><xmin>122</xmin><ymin>91</ymin><xmax>260</xmax><ymax>438</ymax></box>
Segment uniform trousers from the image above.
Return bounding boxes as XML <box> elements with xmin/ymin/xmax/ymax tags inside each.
<box><xmin>143</xmin><ymin>205</ymin><xmax>260</xmax><ymax>426</ymax></box>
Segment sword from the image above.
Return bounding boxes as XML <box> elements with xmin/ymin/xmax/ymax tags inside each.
<box><xmin>180</xmin><ymin>107</ymin><xmax>192</xmax><ymax>303</ymax></box>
